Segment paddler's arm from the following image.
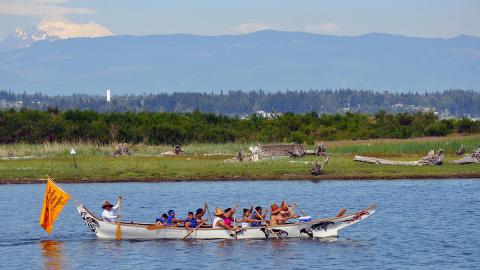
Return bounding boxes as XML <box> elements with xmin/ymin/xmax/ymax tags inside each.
<box><xmin>102</xmin><ymin>211</ymin><xmax>118</xmax><ymax>220</ymax></box>
<box><xmin>112</xmin><ymin>196</ymin><xmax>122</xmax><ymax>210</ymax></box>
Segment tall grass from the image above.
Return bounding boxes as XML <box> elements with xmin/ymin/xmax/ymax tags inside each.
<box><xmin>1</xmin><ymin>135</ymin><xmax>479</xmax><ymax>158</ymax></box>
<box><xmin>330</xmin><ymin>136</ymin><xmax>480</xmax><ymax>155</ymax></box>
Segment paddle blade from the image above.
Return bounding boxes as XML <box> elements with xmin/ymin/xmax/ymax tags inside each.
<box><xmin>336</xmin><ymin>208</ymin><xmax>348</xmax><ymax>217</ymax></box>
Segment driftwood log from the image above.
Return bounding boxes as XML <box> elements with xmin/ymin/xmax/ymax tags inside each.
<box><xmin>161</xmin><ymin>145</ymin><xmax>185</xmax><ymax>156</ymax></box>
<box><xmin>451</xmin><ymin>148</ymin><xmax>480</xmax><ymax>164</ymax></box>
<box><xmin>285</xmin><ymin>147</ymin><xmax>305</xmax><ymax>158</ymax></box>
<box><xmin>354</xmin><ymin>149</ymin><xmax>444</xmax><ymax>166</ymax></box>
<box><xmin>456</xmin><ymin>144</ymin><xmax>466</xmax><ymax>156</ymax></box>
<box><xmin>305</xmin><ymin>142</ymin><xmax>328</xmax><ymax>156</ymax></box>
<box><xmin>113</xmin><ymin>143</ymin><xmax>131</xmax><ymax>156</ymax></box>
<box><xmin>310</xmin><ymin>153</ymin><xmax>331</xmax><ymax>175</ymax></box>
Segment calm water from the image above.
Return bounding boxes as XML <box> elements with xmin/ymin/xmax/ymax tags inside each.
<box><xmin>0</xmin><ymin>179</ymin><xmax>479</xmax><ymax>270</ymax></box>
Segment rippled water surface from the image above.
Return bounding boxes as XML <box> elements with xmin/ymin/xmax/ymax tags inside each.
<box><xmin>1</xmin><ymin>179</ymin><xmax>479</xmax><ymax>269</ymax></box>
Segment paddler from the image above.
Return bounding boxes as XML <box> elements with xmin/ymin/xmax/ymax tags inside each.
<box><xmin>280</xmin><ymin>200</ymin><xmax>299</xmax><ymax>221</ymax></box>
<box><xmin>195</xmin><ymin>203</ymin><xmax>208</xmax><ymax>223</ymax></box>
<box><xmin>185</xmin><ymin>212</ymin><xmax>207</xmax><ymax>230</ymax></box>
<box><xmin>101</xmin><ymin>196</ymin><xmax>121</xmax><ymax>222</ymax></box>
<box><xmin>212</xmin><ymin>208</ymin><xmax>233</xmax><ymax>230</ymax></box>
<box><xmin>269</xmin><ymin>203</ymin><xmax>290</xmax><ymax>226</ymax></box>
<box><xmin>165</xmin><ymin>210</ymin><xmax>183</xmax><ymax>226</ymax></box>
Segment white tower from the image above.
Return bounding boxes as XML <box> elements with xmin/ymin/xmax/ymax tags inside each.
<box><xmin>106</xmin><ymin>89</ymin><xmax>111</xmax><ymax>102</ymax></box>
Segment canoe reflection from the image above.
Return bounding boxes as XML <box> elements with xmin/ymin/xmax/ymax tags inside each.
<box><xmin>40</xmin><ymin>240</ymin><xmax>64</xmax><ymax>270</ymax></box>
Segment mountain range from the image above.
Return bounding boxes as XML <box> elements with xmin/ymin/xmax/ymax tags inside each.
<box><xmin>0</xmin><ymin>30</ymin><xmax>479</xmax><ymax>94</ymax></box>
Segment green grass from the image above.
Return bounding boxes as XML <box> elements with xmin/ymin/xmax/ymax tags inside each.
<box><xmin>1</xmin><ymin>136</ymin><xmax>480</xmax><ymax>183</ymax></box>
<box><xmin>330</xmin><ymin>135</ymin><xmax>480</xmax><ymax>156</ymax></box>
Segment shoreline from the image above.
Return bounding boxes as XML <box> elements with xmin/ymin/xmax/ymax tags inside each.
<box><xmin>2</xmin><ymin>173</ymin><xmax>480</xmax><ymax>185</ymax></box>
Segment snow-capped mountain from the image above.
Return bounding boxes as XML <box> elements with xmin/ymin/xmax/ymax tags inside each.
<box><xmin>0</xmin><ymin>27</ymin><xmax>59</xmax><ymax>52</ymax></box>
<box><xmin>0</xmin><ymin>18</ymin><xmax>113</xmax><ymax>52</ymax></box>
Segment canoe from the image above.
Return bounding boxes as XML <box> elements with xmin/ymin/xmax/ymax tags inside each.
<box><xmin>76</xmin><ymin>204</ymin><xmax>376</xmax><ymax>239</ymax></box>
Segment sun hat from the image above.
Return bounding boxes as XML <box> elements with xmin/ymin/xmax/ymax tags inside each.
<box><xmin>271</xmin><ymin>203</ymin><xmax>281</xmax><ymax>214</ymax></box>
<box><xmin>215</xmin><ymin>207</ymin><xmax>225</xmax><ymax>216</ymax></box>
<box><xmin>101</xmin><ymin>200</ymin><xmax>114</xmax><ymax>209</ymax></box>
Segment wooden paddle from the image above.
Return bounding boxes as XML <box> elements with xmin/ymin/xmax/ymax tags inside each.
<box><xmin>146</xmin><ymin>224</ymin><xmax>164</xmax><ymax>230</ymax></box>
<box><xmin>183</xmin><ymin>220</ymin><xmax>206</xmax><ymax>239</ymax></box>
<box><xmin>283</xmin><ymin>201</ymin><xmax>299</xmax><ymax>220</ymax></box>
<box><xmin>336</xmin><ymin>208</ymin><xmax>348</xmax><ymax>217</ymax></box>
<box><xmin>116</xmin><ymin>196</ymin><xmax>122</xmax><ymax>240</ymax></box>
<box><xmin>293</xmin><ymin>203</ymin><xmax>306</xmax><ymax>216</ymax></box>
<box><xmin>254</xmin><ymin>209</ymin><xmax>278</xmax><ymax>239</ymax></box>
<box><xmin>232</xmin><ymin>204</ymin><xmax>239</xmax><ymax>239</ymax></box>
<box><xmin>205</xmin><ymin>203</ymin><xmax>213</xmax><ymax>223</ymax></box>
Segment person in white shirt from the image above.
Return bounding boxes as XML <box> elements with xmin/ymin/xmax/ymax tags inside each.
<box><xmin>212</xmin><ymin>208</ymin><xmax>232</xmax><ymax>229</ymax></box>
<box><xmin>101</xmin><ymin>197</ymin><xmax>121</xmax><ymax>222</ymax></box>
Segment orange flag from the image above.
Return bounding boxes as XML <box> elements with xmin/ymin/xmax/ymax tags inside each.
<box><xmin>39</xmin><ymin>178</ymin><xmax>71</xmax><ymax>234</ymax></box>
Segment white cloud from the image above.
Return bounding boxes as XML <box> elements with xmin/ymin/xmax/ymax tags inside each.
<box><xmin>37</xmin><ymin>17</ymin><xmax>113</xmax><ymax>38</ymax></box>
<box><xmin>305</xmin><ymin>22</ymin><xmax>339</xmax><ymax>34</ymax></box>
<box><xmin>0</xmin><ymin>0</ymin><xmax>93</xmax><ymax>16</ymax></box>
<box><xmin>227</xmin><ymin>22</ymin><xmax>272</xmax><ymax>34</ymax></box>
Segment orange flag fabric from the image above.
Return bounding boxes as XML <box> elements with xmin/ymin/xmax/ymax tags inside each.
<box><xmin>39</xmin><ymin>178</ymin><xmax>71</xmax><ymax>234</ymax></box>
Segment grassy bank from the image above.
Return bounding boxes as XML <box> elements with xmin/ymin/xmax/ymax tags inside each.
<box><xmin>1</xmin><ymin>135</ymin><xmax>479</xmax><ymax>183</ymax></box>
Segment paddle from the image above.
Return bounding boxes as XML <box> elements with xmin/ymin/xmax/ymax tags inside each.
<box><xmin>146</xmin><ymin>223</ymin><xmax>164</xmax><ymax>230</ymax></box>
<box><xmin>283</xmin><ymin>201</ymin><xmax>299</xmax><ymax>221</ymax></box>
<box><xmin>205</xmin><ymin>203</ymin><xmax>213</xmax><ymax>224</ymax></box>
<box><xmin>116</xmin><ymin>196</ymin><xmax>122</xmax><ymax>240</ymax></box>
<box><xmin>232</xmin><ymin>204</ymin><xmax>239</xmax><ymax>239</ymax></box>
<box><xmin>293</xmin><ymin>203</ymin><xmax>306</xmax><ymax>216</ymax></box>
<box><xmin>254</xmin><ymin>209</ymin><xmax>278</xmax><ymax>239</ymax></box>
<box><xmin>183</xmin><ymin>220</ymin><xmax>206</xmax><ymax>240</ymax></box>
<box><xmin>336</xmin><ymin>208</ymin><xmax>348</xmax><ymax>217</ymax></box>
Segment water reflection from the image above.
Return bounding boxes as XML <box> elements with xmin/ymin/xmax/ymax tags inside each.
<box><xmin>40</xmin><ymin>240</ymin><xmax>64</xmax><ymax>270</ymax></box>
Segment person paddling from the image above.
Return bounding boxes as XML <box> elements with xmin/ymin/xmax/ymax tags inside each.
<box><xmin>195</xmin><ymin>203</ymin><xmax>208</xmax><ymax>223</ymax></box>
<box><xmin>280</xmin><ymin>200</ymin><xmax>299</xmax><ymax>221</ymax></box>
<box><xmin>156</xmin><ymin>213</ymin><xmax>168</xmax><ymax>225</ymax></box>
<box><xmin>269</xmin><ymin>203</ymin><xmax>289</xmax><ymax>226</ymax></box>
<box><xmin>184</xmin><ymin>212</ymin><xmax>198</xmax><ymax>230</ymax></box>
<box><xmin>241</xmin><ymin>208</ymin><xmax>261</xmax><ymax>228</ymax></box>
<box><xmin>185</xmin><ymin>212</ymin><xmax>206</xmax><ymax>230</ymax></box>
<box><xmin>212</xmin><ymin>208</ymin><xmax>233</xmax><ymax>230</ymax></box>
<box><xmin>101</xmin><ymin>197</ymin><xmax>121</xmax><ymax>222</ymax></box>
<box><xmin>222</xmin><ymin>207</ymin><xmax>236</xmax><ymax>227</ymax></box>
<box><xmin>250</xmin><ymin>206</ymin><xmax>267</xmax><ymax>227</ymax></box>
<box><xmin>166</xmin><ymin>210</ymin><xmax>183</xmax><ymax>226</ymax></box>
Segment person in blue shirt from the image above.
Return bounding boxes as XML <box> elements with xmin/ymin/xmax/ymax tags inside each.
<box><xmin>184</xmin><ymin>212</ymin><xmax>198</xmax><ymax>230</ymax></box>
<box><xmin>155</xmin><ymin>213</ymin><xmax>168</xmax><ymax>225</ymax></box>
<box><xmin>166</xmin><ymin>210</ymin><xmax>183</xmax><ymax>226</ymax></box>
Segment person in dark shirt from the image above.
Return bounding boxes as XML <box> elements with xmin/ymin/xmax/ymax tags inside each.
<box><xmin>184</xmin><ymin>212</ymin><xmax>199</xmax><ymax>230</ymax></box>
<box><xmin>155</xmin><ymin>213</ymin><xmax>168</xmax><ymax>225</ymax></box>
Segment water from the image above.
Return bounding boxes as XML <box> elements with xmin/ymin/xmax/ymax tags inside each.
<box><xmin>0</xmin><ymin>179</ymin><xmax>479</xmax><ymax>270</ymax></box>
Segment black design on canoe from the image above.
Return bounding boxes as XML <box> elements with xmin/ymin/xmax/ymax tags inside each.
<box><xmin>80</xmin><ymin>211</ymin><xmax>100</xmax><ymax>233</ymax></box>
<box><xmin>300</xmin><ymin>228</ymin><xmax>313</xmax><ymax>237</ymax></box>
<box><xmin>261</xmin><ymin>228</ymin><xmax>288</xmax><ymax>238</ymax></box>
<box><xmin>311</xmin><ymin>221</ymin><xmax>334</xmax><ymax>232</ymax></box>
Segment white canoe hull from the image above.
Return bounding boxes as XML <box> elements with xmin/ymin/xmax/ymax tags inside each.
<box><xmin>77</xmin><ymin>204</ymin><xmax>376</xmax><ymax>240</ymax></box>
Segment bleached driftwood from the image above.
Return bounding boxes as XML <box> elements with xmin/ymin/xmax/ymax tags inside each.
<box><xmin>161</xmin><ymin>145</ymin><xmax>185</xmax><ymax>156</ymax></box>
<box><xmin>224</xmin><ymin>150</ymin><xmax>250</xmax><ymax>163</ymax></box>
<box><xmin>456</xmin><ymin>144</ymin><xmax>466</xmax><ymax>156</ymax></box>
<box><xmin>310</xmin><ymin>153</ymin><xmax>331</xmax><ymax>175</ymax></box>
<box><xmin>305</xmin><ymin>142</ymin><xmax>328</xmax><ymax>156</ymax></box>
<box><xmin>113</xmin><ymin>143</ymin><xmax>131</xmax><ymax>156</ymax></box>
<box><xmin>450</xmin><ymin>148</ymin><xmax>480</xmax><ymax>164</ymax></box>
<box><xmin>354</xmin><ymin>149</ymin><xmax>444</xmax><ymax>166</ymax></box>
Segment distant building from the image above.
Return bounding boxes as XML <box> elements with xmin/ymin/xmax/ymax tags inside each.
<box><xmin>106</xmin><ymin>89</ymin><xmax>111</xmax><ymax>102</ymax></box>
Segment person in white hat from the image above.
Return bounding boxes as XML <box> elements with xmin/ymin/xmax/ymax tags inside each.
<box><xmin>101</xmin><ymin>197</ymin><xmax>122</xmax><ymax>222</ymax></box>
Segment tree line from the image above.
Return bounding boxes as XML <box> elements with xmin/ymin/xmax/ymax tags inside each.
<box><xmin>0</xmin><ymin>109</ymin><xmax>479</xmax><ymax>144</ymax></box>
<box><xmin>1</xmin><ymin>89</ymin><xmax>480</xmax><ymax>117</ymax></box>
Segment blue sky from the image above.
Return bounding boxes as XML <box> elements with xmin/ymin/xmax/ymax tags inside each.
<box><xmin>0</xmin><ymin>0</ymin><xmax>479</xmax><ymax>39</ymax></box>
